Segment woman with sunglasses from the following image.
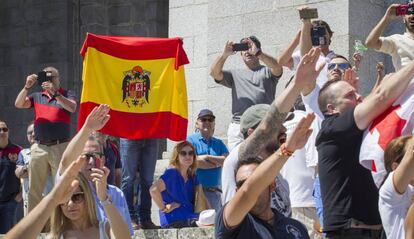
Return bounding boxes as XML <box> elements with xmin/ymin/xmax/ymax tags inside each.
<box><xmin>48</xmin><ymin>171</ymin><xmax>130</xmax><ymax>239</ymax></box>
<box><xmin>150</xmin><ymin>141</ymin><xmax>200</xmax><ymax>228</ymax></box>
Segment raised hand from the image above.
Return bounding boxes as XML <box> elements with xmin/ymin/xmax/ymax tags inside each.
<box><xmin>25</xmin><ymin>74</ymin><xmax>37</xmax><ymax>89</ymax></box>
<box><xmin>352</xmin><ymin>52</ymin><xmax>363</xmax><ymax>71</ymax></box>
<box><xmin>91</xmin><ymin>166</ymin><xmax>110</xmax><ymax>201</ymax></box>
<box><xmin>343</xmin><ymin>68</ymin><xmax>359</xmax><ymax>90</ymax></box>
<box><xmin>285</xmin><ymin>113</ymin><xmax>315</xmax><ymax>152</ymax></box>
<box><xmin>222</xmin><ymin>41</ymin><xmax>235</xmax><ymax>58</ymax></box>
<box><xmin>246</xmin><ymin>38</ymin><xmax>260</xmax><ymax>56</ymax></box>
<box><xmin>41</xmin><ymin>81</ymin><xmax>55</xmax><ymax>95</ymax></box>
<box><xmin>84</xmin><ymin>104</ymin><xmax>111</xmax><ymax>131</ymax></box>
<box><xmin>385</xmin><ymin>4</ymin><xmax>401</xmax><ymax>21</ymax></box>
<box><xmin>294</xmin><ymin>47</ymin><xmax>326</xmax><ymax>89</ymax></box>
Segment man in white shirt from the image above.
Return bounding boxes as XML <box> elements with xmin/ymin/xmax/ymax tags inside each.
<box><xmin>366</xmin><ymin>2</ymin><xmax>414</xmax><ymax>71</ymax></box>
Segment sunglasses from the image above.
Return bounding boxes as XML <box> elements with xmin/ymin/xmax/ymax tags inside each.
<box><xmin>179</xmin><ymin>150</ymin><xmax>194</xmax><ymax>157</ymax></box>
<box><xmin>27</xmin><ymin>130</ymin><xmax>34</xmax><ymax>135</ymax></box>
<box><xmin>327</xmin><ymin>63</ymin><xmax>351</xmax><ymax>71</ymax></box>
<box><xmin>62</xmin><ymin>192</ymin><xmax>85</xmax><ymax>205</ymax></box>
<box><xmin>200</xmin><ymin>118</ymin><xmax>214</xmax><ymax>123</ymax></box>
<box><xmin>0</xmin><ymin>127</ymin><xmax>9</xmax><ymax>133</ymax></box>
<box><xmin>82</xmin><ymin>152</ymin><xmax>104</xmax><ymax>159</ymax></box>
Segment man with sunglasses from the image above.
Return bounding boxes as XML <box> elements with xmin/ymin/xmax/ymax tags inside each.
<box><xmin>366</xmin><ymin>1</ymin><xmax>414</xmax><ymax>71</ymax></box>
<box><xmin>14</xmin><ymin>66</ymin><xmax>77</xmax><ymax>213</ymax></box>
<box><xmin>57</xmin><ymin>104</ymin><xmax>133</xmax><ymax>235</ymax></box>
<box><xmin>0</xmin><ymin>120</ymin><xmax>22</xmax><ymax>233</ymax></box>
<box><xmin>210</xmin><ymin>36</ymin><xmax>283</xmax><ymax>151</ymax></box>
<box><xmin>187</xmin><ymin>109</ymin><xmax>229</xmax><ymax>212</ymax></box>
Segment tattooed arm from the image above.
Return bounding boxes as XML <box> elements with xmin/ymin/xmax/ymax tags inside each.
<box><xmin>239</xmin><ymin>48</ymin><xmax>325</xmax><ymax>160</ymax></box>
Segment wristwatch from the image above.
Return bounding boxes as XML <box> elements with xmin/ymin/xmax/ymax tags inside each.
<box><xmin>99</xmin><ymin>195</ymin><xmax>112</xmax><ymax>206</ymax></box>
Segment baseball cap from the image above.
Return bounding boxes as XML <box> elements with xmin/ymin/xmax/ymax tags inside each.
<box><xmin>240</xmin><ymin>104</ymin><xmax>269</xmax><ymax>135</ymax></box>
<box><xmin>197</xmin><ymin>109</ymin><xmax>215</xmax><ymax>119</ymax></box>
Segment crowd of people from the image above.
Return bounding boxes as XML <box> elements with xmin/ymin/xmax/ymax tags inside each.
<box><xmin>1</xmin><ymin>2</ymin><xmax>414</xmax><ymax>239</ymax></box>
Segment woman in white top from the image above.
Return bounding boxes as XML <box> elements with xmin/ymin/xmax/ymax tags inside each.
<box><xmin>49</xmin><ymin>171</ymin><xmax>130</xmax><ymax>239</ymax></box>
<box><xmin>379</xmin><ymin>135</ymin><xmax>414</xmax><ymax>239</ymax></box>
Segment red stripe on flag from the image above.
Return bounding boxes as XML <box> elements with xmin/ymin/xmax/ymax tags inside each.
<box><xmin>78</xmin><ymin>102</ymin><xmax>187</xmax><ymax>141</ymax></box>
<box><xmin>80</xmin><ymin>33</ymin><xmax>189</xmax><ymax>70</ymax></box>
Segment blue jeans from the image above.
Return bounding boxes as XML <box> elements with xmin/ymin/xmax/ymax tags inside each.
<box><xmin>120</xmin><ymin>138</ymin><xmax>159</xmax><ymax>222</ymax></box>
<box><xmin>313</xmin><ymin>176</ymin><xmax>324</xmax><ymax>228</ymax></box>
<box><xmin>0</xmin><ymin>199</ymin><xmax>18</xmax><ymax>234</ymax></box>
<box><xmin>203</xmin><ymin>190</ymin><xmax>222</xmax><ymax>212</ymax></box>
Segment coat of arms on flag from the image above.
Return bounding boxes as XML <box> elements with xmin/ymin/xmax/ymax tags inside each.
<box><xmin>122</xmin><ymin>65</ymin><xmax>151</xmax><ymax>107</ymax></box>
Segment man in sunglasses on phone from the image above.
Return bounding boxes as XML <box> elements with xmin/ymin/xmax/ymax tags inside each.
<box><xmin>187</xmin><ymin>109</ymin><xmax>229</xmax><ymax>212</ymax></box>
<box><xmin>210</xmin><ymin>36</ymin><xmax>283</xmax><ymax>151</ymax></box>
<box><xmin>14</xmin><ymin>66</ymin><xmax>77</xmax><ymax>213</ymax></box>
<box><xmin>57</xmin><ymin>104</ymin><xmax>133</xmax><ymax>235</ymax></box>
<box><xmin>0</xmin><ymin>120</ymin><xmax>22</xmax><ymax>233</ymax></box>
<box><xmin>366</xmin><ymin>1</ymin><xmax>414</xmax><ymax>71</ymax></box>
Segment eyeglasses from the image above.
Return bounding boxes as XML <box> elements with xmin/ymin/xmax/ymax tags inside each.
<box><xmin>62</xmin><ymin>192</ymin><xmax>85</xmax><ymax>205</ymax></box>
<box><xmin>26</xmin><ymin>131</ymin><xmax>33</xmax><ymax>135</ymax></box>
<box><xmin>0</xmin><ymin>127</ymin><xmax>9</xmax><ymax>133</ymax></box>
<box><xmin>179</xmin><ymin>150</ymin><xmax>194</xmax><ymax>157</ymax></box>
<box><xmin>200</xmin><ymin>118</ymin><xmax>214</xmax><ymax>123</ymax></box>
<box><xmin>327</xmin><ymin>63</ymin><xmax>351</xmax><ymax>71</ymax></box>
<box><xmin>82</xmin><ymin>152</ymin><xmax>104</xmax><ymax>160</ymax></box>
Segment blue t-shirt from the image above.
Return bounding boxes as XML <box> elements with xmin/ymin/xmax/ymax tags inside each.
<box><xmin>159</xmin><ymin>168</ymin><xmax>199</xmax><ymax>228</ymax></box>
<box><xmin>187</xmin><ymin>133</ymin><xmax>229</xmax><ymax>188</ymax></box>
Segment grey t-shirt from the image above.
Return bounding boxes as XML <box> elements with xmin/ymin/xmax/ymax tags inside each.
<box><xmin>216</xmin><ymin>65</ymin><xmax>280</xmax><ymax>122</ymax></box>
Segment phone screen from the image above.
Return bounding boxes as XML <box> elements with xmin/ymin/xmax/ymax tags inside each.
<box><xmin>233</xmin><ymin>43</ymin><xmax>249</xmax><ymax>51</ymax></box>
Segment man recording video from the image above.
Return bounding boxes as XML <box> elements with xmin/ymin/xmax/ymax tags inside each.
<box><xmin>14</xmin><ymin>66</ymin><xmax>77</xmax><ymax>212</ymax></box>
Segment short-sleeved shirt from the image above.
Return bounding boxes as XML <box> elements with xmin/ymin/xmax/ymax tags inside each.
<box><xmin>187</xmin><ymin>133</ymin><xmax>229</xmax><ymax>188</ymax></box>
<box><xmin>0</xmin><ymin>142</ymin><xmax>22</xmax><ymax>202</ymax></box>
<box><xmin>379</xmin><ymin>33</ymin><xmax>414</xmax><ymax>71</ymax></box>
<box><xmin>215</xmin><ymin>204</ymin><xmax>309</xmax><ymax>239</ymax></box>
<box><xmin>28</xmin><ymin>88</ymin><xmax>76</xmax><ymax>141</ymax></box>
<box><xmin>103</xmin><ymin>140</ymin><xmax>122</xmax><ymax>186</ymax></box>
<box><xmin>379</xmin><ymin>171</ymin><xmax>414</xmax><ymax>239</ymax></box>
<box><xmin>316</xmin><ymin>108</ymin><xmax>381</xmax><ymax>232</ymax></box>
<box><xmin>159</xmin><ymin>168</ymin><xmax>199</xmax><ymax>228</ymax></box>
<box><xmin>216</xmin><ymin>66</ymin><xmax>280</xmax><ymax>122</ymax></box>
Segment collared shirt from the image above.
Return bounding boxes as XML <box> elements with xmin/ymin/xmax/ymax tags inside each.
<box><xmin>187</xmin><ymin>133</ymin><xmax>229</xmax><ymax>188</ymax></box>
<box><xmin>28</xmin><ymin>88</ymin><xmax>76</xmax><ymax>141</ymax></box>
<box><xmin>0</xmin><ymin>142</ymin><xmax>22</xmax><ymax>202</ymax></box>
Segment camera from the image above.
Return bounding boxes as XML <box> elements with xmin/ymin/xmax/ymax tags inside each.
<box><xmin>396</xmin><ymin>4</ymin><xmax>414</xmax><ymax>16</ymax></box>
<box><xmin>37</xmin><ymin>71</ymin><xmax>52</xmax><ymax>86</ymax></box>
<box><xmin>232</xmin><ymin>43</ymin><xmax>249</xmax><ymax>52</ymax></box>
<box><xmin>311</xmin><ymin>26</ymin><xmax>327</xmax><ymax>46</ymax></box>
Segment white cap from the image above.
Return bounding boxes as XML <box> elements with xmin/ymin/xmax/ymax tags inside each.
<box><xmin>195</xmin><ymin>209</ymin><xmax>216</xmax><ymax>227</ymax></box>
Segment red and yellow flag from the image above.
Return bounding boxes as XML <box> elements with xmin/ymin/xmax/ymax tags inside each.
<box><xmin>78</xmin><ymin>33</ymin><xmax>189</xmax><ymax>141</ymax></box>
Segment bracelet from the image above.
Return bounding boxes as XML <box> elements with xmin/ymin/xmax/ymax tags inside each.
<box><xmin>278</xmin><ymin>143</ymin><xmax>294</xmax><ymax>157</ymax></box>
<box><xmin>52</xmin><ymin>92</ymin><xmax>61</xmax><ymax>98</ymax></box>
<box><xmin>24</xmin><ymin>86</ymin><xmax>30</xmax><ymax>91</ymax></box>
<box><xmin>255</xmin><ymin>49</ymin><xmax>262</xmax><ymax>57</ymax></box>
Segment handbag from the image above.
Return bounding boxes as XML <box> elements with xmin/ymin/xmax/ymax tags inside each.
<box><xmin>194</xmin><ymin>177</ymin><xmax>210</xmax><ymax>213</ymax></box>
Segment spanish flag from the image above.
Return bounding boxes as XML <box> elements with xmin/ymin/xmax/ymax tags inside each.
<box><xmin>78</xmin><ymin>33</ymin><xmax>189</xmax><ymax>141</ymax></box>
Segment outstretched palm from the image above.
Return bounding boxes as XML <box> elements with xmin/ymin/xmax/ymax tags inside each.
<box><xmin>285</xmin><ymin>113</ymin><xmax>315</xmax><ymax>152</ymax></box>
<box><xmin>294</xmin><ymin>48</ymin><xmax>326</xmax><ymax>89</ymax></box>
<box><xmin>84</xmin><ymin>104</ymin><xmax>111</xmax><ymax>131</ymax></box>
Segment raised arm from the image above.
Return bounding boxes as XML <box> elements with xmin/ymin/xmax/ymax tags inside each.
<box><xmin>246</xmin><ymin>38</ymin><xmax>283</xmax><ymax>77</ymax></box>
<box><xmin>4</xmin><ymin>156</ymin><xmax>86</xmax><ymax>239</ymax></box>
<box><xmin>365</xmin><ymin>4</ymin><xmax>399</xmax><ymax>50</ymax></box>
<box><xmin>59</xmin><ymin>104</ymin><xmax>110</xmax><ymax>174</ymax></box>
<box><xmin>239</xmin><ymin>48</ymin><xmax>325</xmax><ymax>160</ymax></box>
<box><xmin>354</xmin><ymin>61</ymin><xmax>414</xmax><ymax>130</ymax></box>
<box><xmin>300</xmin><ymin>18</ymin><xmax>313</xmax><ymax>59</ymax></box>
<box><xmin>92</xmin><ymin>167</ymin><xmax>131</xmax><ymax>239</ymax></box>
<box><xmin>15</xmin><ymin>74</ymin><xmax>37</xmax><ymax>109</ymax></box>
<box><xmin>393</xmin><ymin>137</ymin><xmax>414</xmax><ymax>194</ymax></box>
<box><xmin>223</xmin><ymin>113</ymin><xmax>314</xmax><ymax>228</ymax></box>
<box><xmin>210</xmin><ymin>41</ymin><xmax>234</xmax><ymax>81</ymax></box>
<box><xmin>278</xmin><ymin>30</ymin><xmax>301</xmax><ymax>70</ymax></box>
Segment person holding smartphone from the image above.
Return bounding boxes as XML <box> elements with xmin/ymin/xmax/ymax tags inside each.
<box><xmin>210</xmin><ymin>36</ymin><xmax>283</xmax><ymax>151</ymax></box>
<box><xmin>14</xmin><ymin>66</ymin><xmax>77</xmax><ymax>213</ymax></box>
<box><xmin>365</xmin><ymin>1</ymin><xmax>414</xmax><ymax>71</ymax></box>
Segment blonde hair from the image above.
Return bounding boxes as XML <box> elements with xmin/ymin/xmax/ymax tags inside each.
<box><xmin>48</xmin><ymin>174</ymin><xmax>99</xmax><ymax>239</ymax></box>
<box><xmin>169</xmin><ymin>141</ymin><xmax>197</xmax><ymax>176</ymax></box>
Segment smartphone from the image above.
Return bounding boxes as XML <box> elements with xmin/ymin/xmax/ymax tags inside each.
<box><xmin>311</xmin><ymin>26</ymin><xmax>327</xmax><ymax>46</ymax></box>
<box><xmin>396</xmin><ymin>4</ymin><xmax>409</xmax><ymax>16</ymax></box>
<box><xmin>299</xmin><ymin>8</ymin><xmax>318</xmax><ymax>19</ymax></box>
<box><xmin>94</xmin><ymin>157</ymin><xmax>101</xmax><ymax>168</ymax></box>
<box><xmin>232</xmin><ymin>43</ymin><xmax>249</xmax><ymax>51</ymax></box>
<box><xmin>37</xmin><ymin>71</ymin><xmax>48</xmax><ymax>86</ymax></box>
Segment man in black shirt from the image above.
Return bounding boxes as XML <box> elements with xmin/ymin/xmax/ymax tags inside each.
<box><xmin>316</xmin><ymin>61</ymin><xmax>414</xmax><ymax>238</ymax></box>
<box><xmin>215</xmin><ymin>48</ymin><xmax>324</xmax><ymax>239</ymax></box>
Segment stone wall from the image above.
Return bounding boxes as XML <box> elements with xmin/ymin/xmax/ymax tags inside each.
<box><xmin>168</xmin><ymin>0</ymin><xmax>406</xmax><ymax>147</ymax></box>
<box><xmin>0</xmin><ymin>0</ymin><xmax>169</xmax><ymax>155</ymax></box>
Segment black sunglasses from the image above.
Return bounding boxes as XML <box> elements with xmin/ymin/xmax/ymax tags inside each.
<box><xmin>0</xmin><ymin>127</ymin><xmax>9</xmax><ymax>133</ymax></box>
<box><xmin>179</xmin><ymin>150</ymin><xmax>194</xmax><ymax>157</ymax></box>
<box><xmin>82</xmin><ymin>152</ymin><xmax>104</xmax><ymax>159</ymax></box>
